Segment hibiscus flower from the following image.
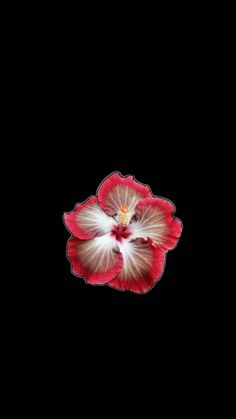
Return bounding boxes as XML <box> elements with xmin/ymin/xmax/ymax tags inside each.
<box><xmin>63</xmin><ymin>172</ymin><xmax>182</xmax><ymax>294</ymax></box>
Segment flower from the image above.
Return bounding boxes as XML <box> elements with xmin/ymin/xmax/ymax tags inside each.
<box><xmin>63</xmin><ymin>172</ymin><xmax>182</xmax><ymax>294</ymax></box>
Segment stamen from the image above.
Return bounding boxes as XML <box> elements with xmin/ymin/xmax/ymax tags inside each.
<box><xmin>118</xmin><ymin>205</ymin><xmax>131</xmax><ymax>225</ymax></box>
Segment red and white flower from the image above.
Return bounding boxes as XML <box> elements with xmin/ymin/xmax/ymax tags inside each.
<box><xmin>63</xmin><ymin>172</ymin><xmax>182</xmax><ymax>294</ymax></box>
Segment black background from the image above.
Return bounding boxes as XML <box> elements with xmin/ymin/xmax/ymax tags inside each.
<box><xmin>40</xmin><ymin>106</ymin><xmax>199</xmax><ymax>351</ymax></box>
<box><xmin>7</xmin><ymin>10</ymin><xmax>219</xmax><ymax>414</ymax></box>
<box><xmin>36</xmin><ymin>113</ymin><xmax>202</xmax><ymax>403</ymax></box>
<box><xmin>34</xmin><ymin>44</ymin><xmax>203</xmax><ymax>350</ymax></box>
<box><xmin>22</xmin><ymin>34</ymin><xmax>207</xmax><ymax>405</ymax></box>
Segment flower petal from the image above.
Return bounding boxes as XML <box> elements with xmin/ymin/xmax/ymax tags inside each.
<box><xmin>130</xmin><ymin>198</ymin><xmax>182</xmax><ymax>251</ymax></box>
<box><xmin>109</xmin><ymin>238</ymin><xmax>166</xmax><ymax>294</ymax></box>
<box><xmin>64</xmin><ymin>196</ymin><xmax>116</xmax><ymax>240</ymax></box>
<box><xmin>67</xmin><ymin>234</ymin><xmax>123</xmax><ymax>284</ymax></box>
<box><xmin>98</xmin><ymin>172</ymin><xmax>152</xmax><ymax>216</ymax></box>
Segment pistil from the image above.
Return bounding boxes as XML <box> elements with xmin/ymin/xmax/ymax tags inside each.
<box><xmin>118</xmin><ymin>205</ymin><xmax>131</xmax><ymax>226</ymax></box>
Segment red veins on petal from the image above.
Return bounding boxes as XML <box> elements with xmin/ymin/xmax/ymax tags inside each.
<box><xmin>67</xmin><ymin>235</ymin><xmax>123</xmax><ymax>285</ymax></box>
<box><xmin>130</xmin><ymin>197</ymin><xmax>182</xmax><ymax>251</ymax></box>
<box><xmin>108</xmin><ymin>238</ymin><xmax>166</xmax><ymax>294</ymax></box>
<box><xmin>64</xmin><ymin>196</ymin><xmax>116</xmax><ymax>240</ymax></box>
<box><xmin>98</xmin><ymin>172</ymin><xmax>152</xmax><ymax>216</ymax></box>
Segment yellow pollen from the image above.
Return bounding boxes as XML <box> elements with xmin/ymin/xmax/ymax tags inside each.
<box><xmin>118</xmin><ymin>205</ymin><xmax>131</xmax><ymax>225</ymax></box>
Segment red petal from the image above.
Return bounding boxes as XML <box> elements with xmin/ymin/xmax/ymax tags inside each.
<box><xmin>67</xmin><ymin>234</ymin><xmax>123</xmax><ymax>285</ymax></box>
<box><xmin>108</xmin><ymin>238</ymin><xmax>166</xmax><ymax>294</ymax></box>
<box><xmin>130</xmin><ymin>197</ymin><xmax>182</xmax><ymax>251</ymax></box>
<box><xmin>98</xmin><ymin>172</ymin><xmax>152</xmax><ymax>216</ymax></box>
<box><xmin>63</xmin><ymin>196</ymin><xmax>116</xmax><ymax>240</ymax></box>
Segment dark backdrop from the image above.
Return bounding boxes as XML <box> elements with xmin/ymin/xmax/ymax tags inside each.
<box><xmin>40</xmin><ymin>104</ymin><xmax>198</xmax><ymax>349</ymax></box>
<box><xmin>13</xmin><ymin>48</ymin><xmax>210</xmax><ymax>418</ymax></box>
<box><xmin>11</xmin><ymin>13</ymin><xmax>212</xmax><ymax>414</ymax></box>
<box><xmin>28</xmin><ymin>43</ymin><xmax>205</xmax><ymax>397</ymax></box>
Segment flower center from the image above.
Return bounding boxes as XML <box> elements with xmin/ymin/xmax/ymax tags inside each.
<box><xmin>111</xmin><ymin>224</ymin><xmax>131</xmax><ymax>242</ymax></box>
<box><xmin>118</xmin><ymin>205</ymin><xmax>131</xmax><ymax>226</ymax></box>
